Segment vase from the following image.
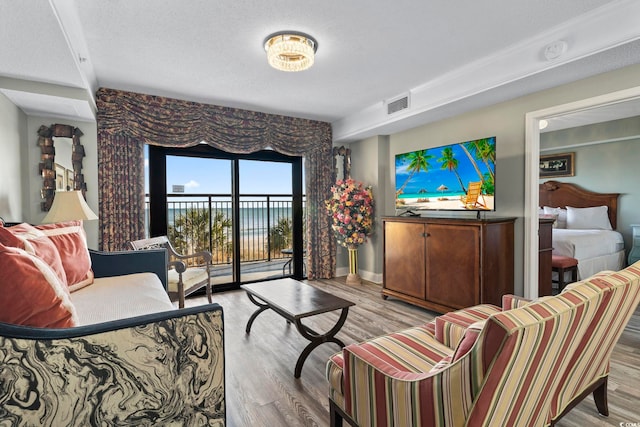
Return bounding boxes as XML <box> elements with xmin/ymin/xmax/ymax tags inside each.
<box><xmin>346</xmin><ymin>246</ymin><xmax>362</xmax><ymax>285</ymax></box>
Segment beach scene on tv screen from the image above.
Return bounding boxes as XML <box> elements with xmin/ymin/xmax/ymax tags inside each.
<box><xmin>395</xmin><ymin>136</ymin><xmax>495</xmax><ymax>211</ymax></box>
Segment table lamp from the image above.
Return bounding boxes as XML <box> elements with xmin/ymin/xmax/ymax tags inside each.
<box><xmin>42</xmin><ymin>191</ymin><xmax>98</xmax><ymax>224</ymax></box>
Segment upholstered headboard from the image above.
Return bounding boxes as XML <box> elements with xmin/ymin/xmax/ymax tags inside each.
<box><xmin>539</xmin><ymin>180</ymin><xmax>619</xmax><ymax>229</ymax></box>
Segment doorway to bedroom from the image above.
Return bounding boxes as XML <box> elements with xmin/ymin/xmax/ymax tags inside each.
<box><xmin>524</xmin><ymin>86</ymin><xmax>640</xmax><ymax>299</ymax></box>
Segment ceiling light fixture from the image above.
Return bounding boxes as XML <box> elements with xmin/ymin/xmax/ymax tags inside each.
<box><xmin>264</xmin><ymin>32</ymin><xmax>318</xmax><ymax>72</ymax></box>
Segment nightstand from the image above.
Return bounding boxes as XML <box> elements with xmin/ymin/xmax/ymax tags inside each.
<box><xmin>629</xmin><ymin>224</ymin><xmax>640</xmax><ymax>265</ymax></box>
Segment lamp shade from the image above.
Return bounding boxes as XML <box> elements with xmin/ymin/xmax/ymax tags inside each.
<box><xmin>42</xmin><ymin>191</ymin><xmax>98</xmax><ymax>224</ymax></box>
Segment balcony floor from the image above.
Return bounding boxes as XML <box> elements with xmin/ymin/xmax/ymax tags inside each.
<box><xmin>210</xmin><ymin>257</ymin><xmax>301</xmax><ymax>286</ymax></box>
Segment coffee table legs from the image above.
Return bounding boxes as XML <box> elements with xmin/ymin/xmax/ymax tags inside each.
<box><xmin>245</xmin><ymin>293</ymin><xmax>270</xmax><ymax>334</ymax></box>
<box><xmin>293</xmin><ymin>307</ymin><xmax>349</xmax><ymax>378</ymax></box>
<box><xmin>244</xmin><ymin>292</ymin><xmax>350</xmax><ymax>378</ymax></box>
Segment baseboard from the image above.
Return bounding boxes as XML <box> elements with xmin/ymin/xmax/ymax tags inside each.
<box><xmin>336</xmin><ymin>266</ymin><xmax>349</xmax><ymax>277</ymax></box>
<box><xmin>335</xmin><ymin>267</ymin><xmax>382</xmax><ymax>284</ymax></box>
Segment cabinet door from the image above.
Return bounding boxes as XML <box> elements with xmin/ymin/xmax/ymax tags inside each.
<box><xmin>425</xmin><ymin>223</ymin><xmax>479</xmax><ymax>309</ymax></box>
<box><xmin>384</xmin><ymin>221</ymin><xmax>426</xmax><ymax>299</ymax></box>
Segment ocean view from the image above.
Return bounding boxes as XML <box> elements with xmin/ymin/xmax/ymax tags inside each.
<box><xmin>162</xmin><ymin>206</ymin><xmax>295</xmax><ymax>236</ymax></box>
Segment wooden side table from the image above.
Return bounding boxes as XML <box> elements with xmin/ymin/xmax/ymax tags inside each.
<box><xmin>629</xmin><ymin>224</ymin><xmax>640</xmax><ymax>265</ymax></box>
<box><xmin>538</xmin><ymin>218</ymin><xmax>555</xmax><ymax>296</ymax></box>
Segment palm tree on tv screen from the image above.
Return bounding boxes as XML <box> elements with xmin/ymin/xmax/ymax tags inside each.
<box><xmin>460</xmin><ymin>143</ymin><xmax>484</xmax><ymax>183</ymax></box>
<box><xmin>438</xmin><ymin>147</ymin><xmax>467</xmax><ymax>193</ymax></box>
<box><xmin>396</xmin><ymin>150</ymin><xmax>433</xmax><ymax>196</ymax></box>
<box><xmin>463</xmin><ymin>138</ymin><xmax>496</xmax><ymax>182</ymax></box>
<box><xmin>470</xmin><ymin>137</ymin><xmax>496</xmax><ymax>180</ymax></box>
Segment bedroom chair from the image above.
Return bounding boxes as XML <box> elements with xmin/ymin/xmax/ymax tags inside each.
<box><xmin>129</xmin><ymin>236</ymin><xmax>212</xmax><ymax>308</ymax></box>
<box><xmin>460</xmin><ymin>181</ymin><xmax>486</xmax><ymax>209</ymax></box>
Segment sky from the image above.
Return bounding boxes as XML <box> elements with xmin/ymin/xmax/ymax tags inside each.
<box><xmin>144</xmin><ymin>149</ymin><xmax>297</xmax><ymax>195</ymax></box>
<box><xmin>395</xmin><ymin>142</ymin><xmax>494</xmax><ymax>196</ymax></box>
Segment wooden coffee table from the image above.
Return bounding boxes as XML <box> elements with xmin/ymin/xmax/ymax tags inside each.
<box><xmin>241</xmin><ymin>278</ymin><xmax>355</xmax><ymax>378</ymax></box>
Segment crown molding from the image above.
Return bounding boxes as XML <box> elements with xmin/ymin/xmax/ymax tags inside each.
<box><xmin>333</xmin><ymin>0</ymin><xmax>640</xmax><ymax>142</ymax></box>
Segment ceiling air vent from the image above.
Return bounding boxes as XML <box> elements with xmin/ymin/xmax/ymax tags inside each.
<box><xmin>386</xmin><ymin>93</ymin><xmax>410</xmax><ymax>115</ymax></box>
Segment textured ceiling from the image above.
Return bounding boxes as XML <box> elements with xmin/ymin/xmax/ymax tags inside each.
<box><xmin>1</xmin><ymin>0</ymin><xmax>640</xmax><ymax>140</ymax></box>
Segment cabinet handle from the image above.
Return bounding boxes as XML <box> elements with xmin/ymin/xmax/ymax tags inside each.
<box><xmin>422</xmin><ymin>232</ymin><xmax>430</xmax><ymax>237</ymax></box>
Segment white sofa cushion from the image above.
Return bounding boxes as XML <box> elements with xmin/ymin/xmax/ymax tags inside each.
<box><xmin>71</xmin><ymin>273</ymin><xmax>174</xmax><ymax>325</ymax></box>
<box><xmin>167</xmin><ymin>267</ymin><xmax>209</xmax><ymax>292</ymax></box>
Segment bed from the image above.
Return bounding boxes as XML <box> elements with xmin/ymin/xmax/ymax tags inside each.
<box><xmin>539</xmin><ymin>180</ymin><xmax>625</xmax><ymax>280</ymax></box>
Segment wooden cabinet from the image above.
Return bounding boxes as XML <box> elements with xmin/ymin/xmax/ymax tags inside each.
<box><xmin>384</xmin><ymin>221</ymin><xmax>426</xmax><ymax>299</ymax></box>
<box><xmin>538</xmin><ymin>218</ymin><xmax>555</xmax><ymax>296</ymax></box>
<box><xmin>383</xmin><ymin>216</ymin><xmax>515</xmax><ymax>313</ymax></box>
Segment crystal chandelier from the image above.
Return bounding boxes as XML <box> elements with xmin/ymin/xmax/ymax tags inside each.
<box><xmin>264</xmin><ymin>32</ymin><xmax>318</xmax><ymax>72</ymax></box>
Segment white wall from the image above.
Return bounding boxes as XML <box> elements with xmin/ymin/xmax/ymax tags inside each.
<box><xmin>338</xmin><ymin>135</ymin><xmax>389</xmax><ymax>282</ymax></box>
<box><xmin>0</xmin><ymin>95</ymin><xmax>99</xmax><ymax>248</ymax></box>
<box><xmin>352</xmin><ymin>63</ymin><xmax>640</xmax><ymax>295</ymax></box>
<box><xmin>0</xmin><ymin>92</ymin><xmax>27</xmax><ymax>222</ymax></box>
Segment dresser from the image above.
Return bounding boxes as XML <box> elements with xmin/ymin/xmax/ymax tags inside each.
<box><xmin>382</xmin><ymin>216</ymin><xmax>515</xmax><ymax>313</ymax></box>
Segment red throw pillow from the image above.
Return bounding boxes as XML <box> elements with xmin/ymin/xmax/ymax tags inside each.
<box><xmin>35</xmin><ymin>221</ymin><xmax>94</xmax><ymax>292</ymax></box>
<box><xmin>0</xmin><ymin>243</ymin><xmax>78</xmax><ymax>328</ymax></box>
<box><xmin>0</xmin><ymin>223</ymin><xmax>68</xmax><ymax>286</ymax></box>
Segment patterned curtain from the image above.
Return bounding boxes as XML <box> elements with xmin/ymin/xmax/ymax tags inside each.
<box><xmin>96</xmin><ymin>88</ymin><xmax>335</xmax><ymax>279</ymax></box>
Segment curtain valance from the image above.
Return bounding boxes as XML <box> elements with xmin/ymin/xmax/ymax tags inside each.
<box><xmin>97</xmin><ymin>88</ymin><xmax>330</xmax><ymax>155</ymax></box>
<box><xmin>96</xmin><ymin>87</ymin><xmax>335</xmax><ymax>279</ymax></box>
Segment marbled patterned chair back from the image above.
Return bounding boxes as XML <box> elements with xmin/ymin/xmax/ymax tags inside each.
<box><xmin>0</xmin><ymin>306</ymin><xmax>226</xmax><ymax>425</ymax></box>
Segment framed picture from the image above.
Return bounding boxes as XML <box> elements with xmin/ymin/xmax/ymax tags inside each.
<box><xmin>55</xmin><ymin>163</ymin><xmax>65</xmax><ymax>190</ymax></box>
<box><xmin>66</xmin><ymin>169</ymin><xmax>74</xmax><ymax>191</ymax></box>
<box><xmin>539</xmin><ymin>152</ymin><xmax>575</xmax><ymax>178</ymax></box>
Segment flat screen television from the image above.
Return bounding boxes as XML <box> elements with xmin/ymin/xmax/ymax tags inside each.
<box><xmin>395</xmin><ymin>136</ymin><xmax>496</xmax><ymax>212</ymax></box>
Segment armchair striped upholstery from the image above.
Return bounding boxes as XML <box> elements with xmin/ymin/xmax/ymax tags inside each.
<box><xmin>327</xmin><ymin>261</ymin><xmax>640</xmax><ymax>427</ymax></box>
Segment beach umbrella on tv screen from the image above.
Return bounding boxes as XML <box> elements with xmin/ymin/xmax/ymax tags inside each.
<box><xmin>437</xmin><ymin>184</ymin><xmax>448</xmax><ymax>194</ymax></box>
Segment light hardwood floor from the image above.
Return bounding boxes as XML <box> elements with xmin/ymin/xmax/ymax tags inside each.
<box><xmin>186</xmin><ymin>277</ymin><xmax>640</xmax><ymax>427</ymax></box>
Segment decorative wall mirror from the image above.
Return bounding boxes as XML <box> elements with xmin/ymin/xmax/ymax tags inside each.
<box><xmin>38</xmin><ymin>124</ymin><xmax>87</xmax><ymax>211</ymax></box>
<box><xmin>333</xmin><ymin>146</ymin><xmax>351</xmax><ymax>182</ymax></box>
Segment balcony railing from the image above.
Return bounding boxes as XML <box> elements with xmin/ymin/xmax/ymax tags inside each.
<box><xmin>145</xmin><ymin>194</ymin><xmax>305</xmax><ymax>266</ymax></box>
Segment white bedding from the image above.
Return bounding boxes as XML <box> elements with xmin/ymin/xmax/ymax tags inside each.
<box><xmin>552</xmin><ymin>229</ymin><xmax>625</xmax><ymax>279</ymax></box>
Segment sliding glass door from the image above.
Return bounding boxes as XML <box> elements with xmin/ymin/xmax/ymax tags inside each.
<box><xmin>238</xmin><ymin>159</ymin><xmax>304</xmax><ymax>281</ymax></box>
<box><xmin>147</xmin><ymin>144</ymin><xmax>304</xmax><ymax>292</ymax></box>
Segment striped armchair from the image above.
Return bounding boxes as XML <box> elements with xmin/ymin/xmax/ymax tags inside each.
<box><xmin>327</xmin><ymin>261</ymin><xmax>640</xmax><ymax>427</ymax></box>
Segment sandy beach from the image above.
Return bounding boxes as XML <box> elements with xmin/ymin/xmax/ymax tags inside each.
<box><xmin>397</xmin><ymin>195</ymin><xmax>495</xmax><ymax>211</ymax></box>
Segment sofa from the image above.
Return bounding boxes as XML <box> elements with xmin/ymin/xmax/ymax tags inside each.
<box><xmin>0</xmin><ymin>221</ymin><xmax>225</xmax><ymax>425</ymax></box>
<box><xmin>326</xmin><ymin>261</ymin><xmax>640</xmax><ymax>427</ymax></box>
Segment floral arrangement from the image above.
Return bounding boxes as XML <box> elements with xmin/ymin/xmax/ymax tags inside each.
<box><xmin>325</xmin><ymin>178</ymin><xmax>374</xmax><ymax>248</ymax></box>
